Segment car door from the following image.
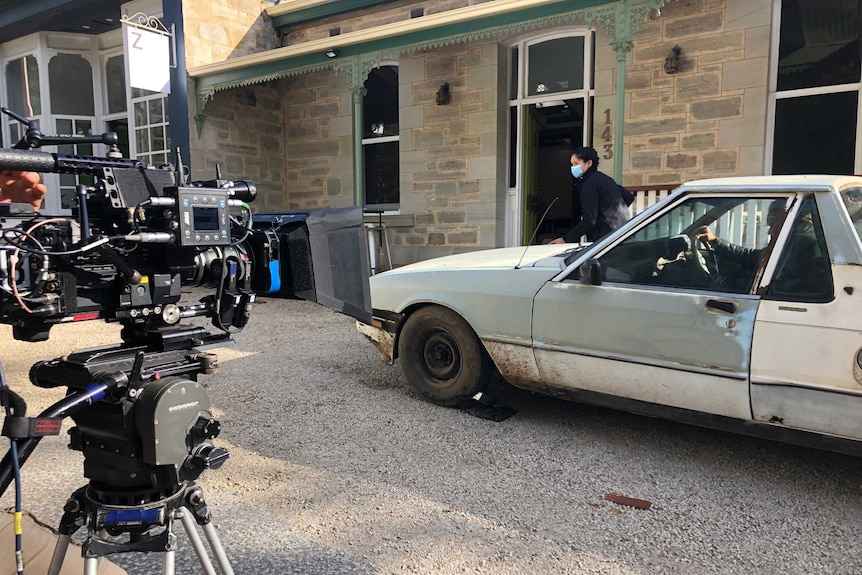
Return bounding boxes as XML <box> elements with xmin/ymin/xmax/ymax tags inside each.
<box><xmin>750</xmin><ymin>191</ymin><xmax>862</xmax><ymax>440</ymax></box>
<box><xmin>531</xmin><ymin>194</ymin><xmax>789</xmax><ymax>419</ymax></box>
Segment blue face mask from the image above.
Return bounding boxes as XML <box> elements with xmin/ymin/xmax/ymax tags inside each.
<box><xmin>571</xmin><ymin>165</ymin><xmax>584</xmax><ymax>178</ymax></box>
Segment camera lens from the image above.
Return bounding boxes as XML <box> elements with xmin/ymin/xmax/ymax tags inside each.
<box><xmin>226</xmin><ymin>180</ymin><xmax>256</xmax><ymax>203</ymax></box>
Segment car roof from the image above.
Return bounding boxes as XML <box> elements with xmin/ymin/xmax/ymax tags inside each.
<box><xmin>678</xmin><ymin>175</ymin><xmax>862</xmax><ymax>192</ymax></box>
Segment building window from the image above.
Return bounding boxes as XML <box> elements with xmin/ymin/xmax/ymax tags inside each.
<box><xmin>526</xmin><ymin>36</ymin><xmax>585</xmax><ymax>96</ymax></box>
<box><xmin>132</xmin><ymin>87</ymin><xmax>170</xmax><ymax>167</ymax></box>
<box><xmin>56</xmin><ymin>118</ymin><xmax>95</xmax><ymax>210</ymax></box>
<box><xmin>5</xmin><ymin>55</ymin><xmax>41</xmax><ymax>116</ymax></box>
<box><xmin>4</xmin><ymin>55</ymin><xmax>41</xmax><ymax>144</ymax></box>
<box><xmin>49</xmin><ymin>53</ymin><xmax>96</xmax><ymax>210</ymax></box>
<box><xmin>770</xmin><ymin>0</ymin><xmax>861</xmax><ymax>174</ymax></box>
<box><xmin>362</xmin><ymin>65</ymin><xmax>399</xmax><ymax>211</ymax></box>
<box><xmin>104</xmin><ymin>54</ymin><xmax>127</xmax><ymax>115</ymax></box>
<box><xmin>49</xmin><ymin>54</ymin><xmax>95</xmax><ymax>116</ymax></box>
<box><xmin>102</xmin><ymin>53</ymin><xmax>130</xmax><ymax>158</ymax></box>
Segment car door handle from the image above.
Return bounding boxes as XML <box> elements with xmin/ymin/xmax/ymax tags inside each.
<box><xmin>706</xmin><ymin>299</ymin><xmax>738</xmax><ymax>315</ymax></box>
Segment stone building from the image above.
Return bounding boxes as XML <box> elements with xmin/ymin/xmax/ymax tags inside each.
<box><xmin>1</xmin><ymin>0</ymin><xmax>859</xmax><ymax>266</ymax></box>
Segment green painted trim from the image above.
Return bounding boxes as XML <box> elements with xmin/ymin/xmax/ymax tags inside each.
<box><xmin>198</xmin><ymin>0</ymin><xmax>607</xmax><ymax>103</ymax></box>
<box><xmin>197</xmin><ymin>0</ymin><xmax>675</xmax><ymax>112</ymax></box>
<box><xmin>271</xmin><ymin>0</ymin><xmax>393</xmax><ymax>28</ymax></box>
<box><xmin>196</xmin><ymin>52</ymin><xmax>332</xmax><ymax>92</ymax></box>
<box><xmin>352</xmin><ymin>89</ymin><xmax>364</xmax><ymax>206</ymax></box>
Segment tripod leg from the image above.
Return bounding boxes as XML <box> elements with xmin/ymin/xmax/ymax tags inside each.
<box><xmin>201</xmin><ymin>522</ymin><xmax>234</xmax><ymax>575</ymax></box>
<box><xmin>178</xmin><ymin>509</ymin><xmax>217</xmax><ymax>575</ymax></box>
<box><xmin>46</xmin><ymin>534</ymin><xmax>71</xmax><ymax>575</ymax></box>
<box><xmin>162</xmin><ymin>549</ymin><xmax>175</xmax><ymax>575</ymax></box>
<box><xmin>49</xmin><ymin>489</ymin><xmax>88</xmax><ymax>575</ymax></box>
<box><xmin>84</xmin><ymin>557</ymin><xmax>100</xmax><ymax>575</ymax></box>
<box><xmin>182</xmin><ymin>483</ymin><xmax>234</xmax><ymax>575</ymax></box>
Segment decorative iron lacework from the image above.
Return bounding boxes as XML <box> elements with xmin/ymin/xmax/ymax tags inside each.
<box><xmin>196</xmin><ymin>0</ymin><xmax>675</xmax><ymax>112</ymax></box>
<box><xmin>121</xmin><ymin>12</ymin><xmax>172</xmax><ymax>35</ymax></box>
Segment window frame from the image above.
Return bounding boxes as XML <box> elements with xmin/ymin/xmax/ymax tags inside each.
<box><xmin>131</xmin><ymin>90</ymin><xmax>170</xmax><ymax>167</ymax></box>
<box><xmin>765</xmin><ymin>194</ymin><xmax>834</xmax><ymax>302</ymax></box>
<box><xmin>766</xmin><ymin>0</ymin><xmax>862</xmax><ymax>175</ymax></box>
<box><xmin>362</xmin><ymin>63</ymin><xmax>400</xmax><ymax>213</ymax></box>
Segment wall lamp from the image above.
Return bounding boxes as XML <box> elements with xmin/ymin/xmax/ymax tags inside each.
<box><xmin>664</xmin><ymin>45</ymin><xmax>681</xmax><ymax>74</ymax></box>
<box><xmin>436</xmin><ymin>82</ymin><xmax>451</xmax><ymax>105</ymax></box>
<box><xmin>324</xmin><ymin>48</ymin><xmax>339</xmax><ymax>59</ymax></box>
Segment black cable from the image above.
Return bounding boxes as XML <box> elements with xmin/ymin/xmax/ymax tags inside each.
<box><xmin>228</xmin><ymin>214</ymin><xmax>252</xmax><ymax>246</ymax></box>
<box><xmin>0</xmin><ymin>381</ymin><xmax>114</xmax><ymax>498</ymax></box>
<box><xmin>1</xmin><ymin>227</ymin><xmax>124</xmax><ymax>257</ymax></box>
<box><xmin>0</xmin><ymin>227</ymin><xmax>82</xmax><ymax>257</ymax></box>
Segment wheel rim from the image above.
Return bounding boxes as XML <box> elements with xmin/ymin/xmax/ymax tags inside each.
<box><xmin>420</xmin><ymin>331</ymin><xmax>461</xmax><ymax>384</ymax></box>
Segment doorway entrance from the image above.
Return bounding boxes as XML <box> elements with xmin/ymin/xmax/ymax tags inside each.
<box><xmin>506</xmin><ymin>30</ymin><xmax>594</xmax><ymax>246</ymax></box>
<box><xmin>521</xmin><ymin>98</ymin><xmax>586</xmax><ymax>244</ymax></box>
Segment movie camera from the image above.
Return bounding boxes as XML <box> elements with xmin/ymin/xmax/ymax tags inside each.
<box><xmin>0</xmin><ymin>106</ymin><xmax>310</xmax><ymax>573</ymax></box>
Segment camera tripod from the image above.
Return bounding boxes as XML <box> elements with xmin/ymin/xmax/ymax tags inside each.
<box><xmin>0</xmin><ymin>332</ymin><xmax>239</xmax><ymax>575</ymax></box>
<box><xmin>47</xmin><ymin>481</ymin><xmax>233</xmax><ymax>575</ymax></box>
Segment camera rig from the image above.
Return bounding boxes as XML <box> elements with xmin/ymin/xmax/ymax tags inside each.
<box><xmin>0</xmin><ymin>108</ymin><xmax>268</xmax><ymax>344</ymax></box>
<box><xmin>0</xmin><ymin>107</ymin><xmax>292</xmax><ymax>571</ymax></box>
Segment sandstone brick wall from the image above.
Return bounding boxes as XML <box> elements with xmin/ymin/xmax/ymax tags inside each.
<box><xmin>189</xmin><ymin>70</ymin><xmax>355</xmax><ymax>214</ymax></box>
<box><xmin>189</xmin><ymin>83</ymin><xmax>287</xmax><ymax>212</ymax></box>
<box><xmin>280</xmin><ymin>69</ymin><xmax>354</xmax><ymax>210</ymax></box>
<box><xmin>389</xmin><ymin>39</ymin><xmax>505</xmax><ymax>264</ymax></box>
<box><xmin>593</xmin><ymin>0</ymin><xmax>772</xmax><ymax>186</ymax></box>
<box><xmin>183</xmin><ymin>0</ymin><xmax>280</xmax><ymax>68</ymax></box>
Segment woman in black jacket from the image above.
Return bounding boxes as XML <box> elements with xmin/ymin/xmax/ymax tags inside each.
<box><xmin>550</xmin><ymin>146</ymin><xmax>632</xmax><ymax>244</ymax></box>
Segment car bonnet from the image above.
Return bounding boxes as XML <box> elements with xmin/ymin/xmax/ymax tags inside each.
<box><xmin>378</xmin><ymin>245</ymin><xmax>574</xmax><ymax>274</ymax></box>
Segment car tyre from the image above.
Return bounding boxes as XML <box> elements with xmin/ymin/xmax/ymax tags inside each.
<box><xmin>398</xmin><ymin>306</ymin><xmax>492</xmax><ymax>407</ymax></box>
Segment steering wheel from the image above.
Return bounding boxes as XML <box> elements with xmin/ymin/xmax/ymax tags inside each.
<box><xmin>689</xmin><ymin>233</ymin><xmax>719</xmax><ymax>277</ymax></box>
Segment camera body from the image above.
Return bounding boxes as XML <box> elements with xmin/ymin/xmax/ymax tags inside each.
<box><xmin>0</xmin><ymin>158</ymin><xmax>264</xmax><ymax>343</ymax></box>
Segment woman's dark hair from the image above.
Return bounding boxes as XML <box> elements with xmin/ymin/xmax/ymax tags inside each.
<box><xmin>572</xmin><ymin>146</ymin><xmax>600</xmax><ymax>169</ymax></box>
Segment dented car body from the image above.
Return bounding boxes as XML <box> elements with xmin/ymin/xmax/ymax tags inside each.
<box><xmin>358</xmin><ymin>176</ymin><xmax>862</xmax><ymax>455</ymax></box>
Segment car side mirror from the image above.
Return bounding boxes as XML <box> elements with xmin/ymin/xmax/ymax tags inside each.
<box><xmin>579</xmin><ymin>258</ymin><xmax>601</xmax><ymax>285</ymax></box>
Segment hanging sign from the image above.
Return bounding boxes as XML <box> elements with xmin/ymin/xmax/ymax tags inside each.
<box><xmin>122</xmin><ymin>15</ymin><xmax>173</xmax><ymax>94</ymax></box>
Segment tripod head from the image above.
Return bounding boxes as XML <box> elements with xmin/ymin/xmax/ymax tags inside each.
<box><xmin>0</xmin><ymin>326</ymin><xmax>232</xmax><ymax>511</ymax></box>
<box><xmin>27</xmin><ymin>327</ymin><xmax>231</xmax><ymax>505</ymax></box>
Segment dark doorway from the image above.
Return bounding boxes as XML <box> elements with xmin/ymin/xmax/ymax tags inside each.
<box><xmin>523</xmin><ymin>98</ymin><xmax>585</xmax><ymax>244</ymax></box>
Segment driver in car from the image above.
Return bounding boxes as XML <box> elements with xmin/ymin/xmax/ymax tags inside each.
<box><xmin>689</xmin><ymin>199</ymin><xmax>788</xmax><ymax>270</ymax></box>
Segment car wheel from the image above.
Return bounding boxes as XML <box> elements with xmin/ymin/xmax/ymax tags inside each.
<box><xmin>398</xmin><ymin>306</ymin><xmax>492</xmax><ymax>406</ymax></box>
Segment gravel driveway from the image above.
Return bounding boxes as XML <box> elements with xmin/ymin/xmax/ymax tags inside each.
<box><xmin>1</xmin><ymin>296</ymin><xmax>861</xmax><ymax>574</ymax></box>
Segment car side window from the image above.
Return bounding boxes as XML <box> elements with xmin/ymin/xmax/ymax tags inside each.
<box><xmin>768</xmin><ymin>196</ymin><xmax>833</xmax><ymax>301</ymax></box>
<box><xmin>597</xmin><ymin>196</ymin><xmax>781</xmax><ymax>294</ymax></box>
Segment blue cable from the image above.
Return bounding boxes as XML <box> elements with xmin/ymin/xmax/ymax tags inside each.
<box><xmin>0</xmin><ymin>361</ymin><xmax>23</xmax><ymax>574</ymax></box>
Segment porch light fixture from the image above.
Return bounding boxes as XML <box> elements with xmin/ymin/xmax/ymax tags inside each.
<box><xmin>436</xmin><ymin>82</ymin><xmax>450</xmax><ymax>105</ymax></box>
<box><xmin>324</xmin><ymin>48</ymin><xmax>339</xmax><ymax>59</ymax></box>
<box><xmin>664</xmin><ymin>45</ymin><xmax>681</xmax><ymax>74</ymax></box>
